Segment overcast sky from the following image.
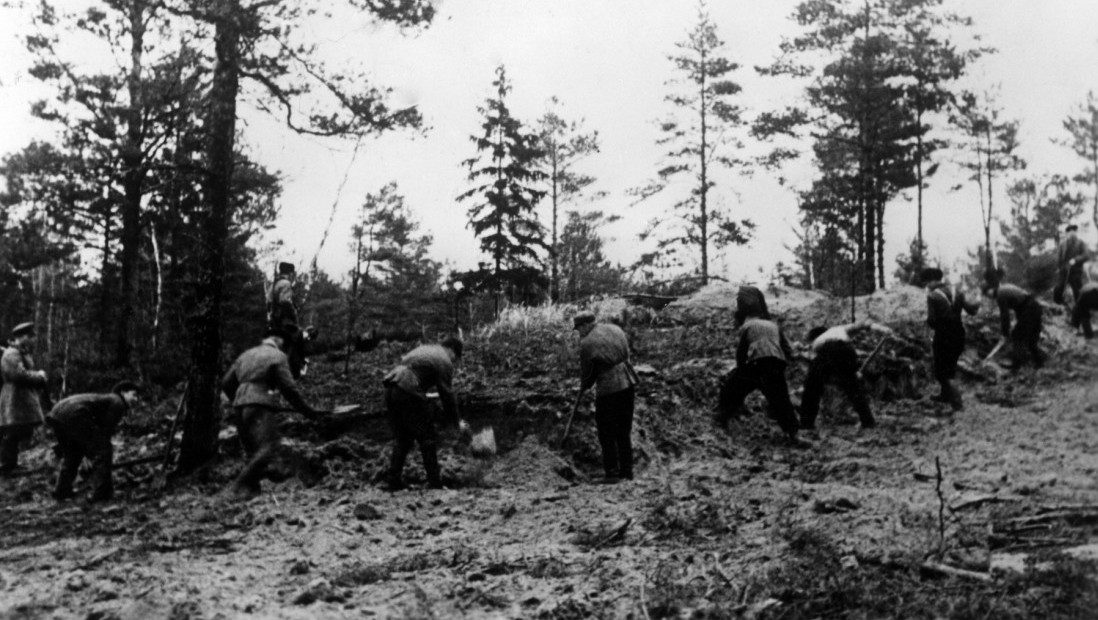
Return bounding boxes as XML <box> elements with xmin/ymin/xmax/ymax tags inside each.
<box><xmin>1</xmin><ymin>0</ymin><xmax>1097</xmax><ymax>285</ymax></box>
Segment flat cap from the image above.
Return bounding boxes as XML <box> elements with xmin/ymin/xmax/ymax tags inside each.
<box><xmin>11</xmin><ymin>322</ymin><xmax>34</xmax><ymax>337</ymax></box>
<box><xmin>572</xmin><ymin>311</ymin><xmax>596</xmax><ymax>330</ymax></box>
<box><xmin>278</xmin><ymin>262</ymin><xmax>295</xmax><ymax>274</ymax></box>
<box><xmin>1066</xmin><ymin>224</ymin><xmax>1079</xmax><ymax>232</ymax></box>
<box><xmin>920</xmin><ymin>267</ymin><xmax>944</xmax><ymax>283</ymax></box>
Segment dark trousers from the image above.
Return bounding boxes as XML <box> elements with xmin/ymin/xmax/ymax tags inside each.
<box><xmin>595</xmin><ymin>387</ymin><xmax>635</xmax><ymax>479</ymax></box>
<box><xmin>1072</xmin><ymin>290</ymin><xmax>1098</xmax><ymax>338</ymax></box>
<box><xmin>385</xmin><ymin>387</ymin><xmax>441</xmax><ymax>487</ymax></box>
<box><xmin>800</xmin><ymin>341</ymin><xmax>874</xmax><ymax>429</ymax></box>
<box><xmin>1011</xmin><ymin>300</ymin><xmax>1045</xmax><ymax>368</ymax></box>
<box><xmin>932</xmin><ymin>325</ymin><xmax>966</xmax><ymax>408</ymax></box>
<box><xmin>0</xmin><ymin>424</ymin><xmax>36</xmax><ymax>471</ymax></box>
<box><xmin>1055</xmin><ymin>266</ymin><xmax>1084</xmax><ymax>304</ymax></box>
<box><xmin>717</xmin><ymin>358</ymin><xmax>799</xmax><ymax>438</ymax></box>
<box><xmin>48</xmin><ymin>417</ymin><xmax>112</xmax><ymax>501</ymax></box>
<box><xmin>232</xmin><ymin>405</ymin><xmax>309</xmax><ymax>492</ymax></box>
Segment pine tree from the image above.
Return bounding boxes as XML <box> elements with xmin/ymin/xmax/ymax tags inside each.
<box><xmin>633</xmin><ymin>1</ymin><xmax>753</xmax><ymax>284</ymax></box>
<box><xmin>459</xmin><ymin>65</ymin><xmax>547</xmax><ymax>314</ymax></box>
<box><xmin>535</xmin><ymin>97</ymin><xmax>599</xmax><ymax>302</ymax></box>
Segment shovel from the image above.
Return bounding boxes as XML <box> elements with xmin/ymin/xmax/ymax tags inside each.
<box><xmin>982</xmin><ymin>340</ymin><xmax>1006</xmax><ymax>365</ymax></box>
<box><xmin>559</xmin><ymin>389</ymin><xmax>586</xmax><ymax>447</ymax></box>
<box><xmin>469</xmin><ymin>426</ymin><xmax>497</xmax><ymax>458</ymax></box>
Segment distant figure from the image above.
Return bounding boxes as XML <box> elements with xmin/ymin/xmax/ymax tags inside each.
<box><xmin>221</xmin><ymin>328</ymin><xmax>323</xmax><ymax>499</ymax></box>
<box><xmin>983</xmin><ymin>270</ymin><xmax>1045</xmax><ymax>370</ymax></box>
<box><xmin>923</xmin><ymin>267</ymin><xmax>980</xmax><ymax>410</ymax></box>
<box><xmin>268</xmin><ymin>262</ymin><xmax>298</xmax><ymax>331</ymax></box>
<box><xmin>1071</xmin><ymin>281</ymin><xmax>1098</xmax><ymax>338</ymax></box>
<box><xmin>47</xmin><ymin>381</ymin><xmax>140</xmax><ymax>502</ymax></box>
<box><xmin>573</xmin><ymin>311</ymin><xmax>639</xmax><ymax>483</ymax></box>
<box><xmin>716</xmin><ymin>287</ymin><xmax>800</xmax><ymax>444</ymax></box>
<box><xmin>0</xmin><ymin>323</ymin><xmax>48</xmax><ymax>475</ymax></box>
<box><xmin>801</xmin><ymin>320</ymin><xmax>890</xmax><ymax>430</ymax></box>
<box><xmin>381</xmin><ymin>336</ymin><xmax>467</xmax><ymax>491</ymax></box>
<box><xmin>1055</xmin><ymin>224</ymin><xmax>1089</xmax><ymax>305</ymax></box>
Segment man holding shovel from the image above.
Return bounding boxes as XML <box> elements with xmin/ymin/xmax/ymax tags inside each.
<box><xmin>800</xmin><ymin>320</ymin><xmax>892</xmax><ymax>431</ymax></box>
<box><xmin>572</xmin><ymin>311</ymin><xmax>638</xmax><ymax>483</ymax></box>
<box><xmin>46</xmin><ymin>381</ymin><xmax>140</xmax><ymax>502</ymax></box>
<box><xmin>982</xmin><ymin>269</ymin><xmax>1045</xmax><ymax>371</ymax></box>
<box><xmin>924</xmin><ymin>267</ymin><xmax>980</xmax><ymax>410</ymax></box>
<box><xmin>221</xmin><ymin>327</ymin><xmax>325</xmax><ymax>499</ymax></box>
<box><xmin>381</xmin><ymin>336</ymin><xmax>468</xmax><ymax>491</ymax></box>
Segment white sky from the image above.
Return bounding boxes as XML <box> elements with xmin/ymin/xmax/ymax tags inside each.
<box><xmin>1</xmin><ymin>0</ymin><xmax>1097</xmax><ymax>285</ymax></box>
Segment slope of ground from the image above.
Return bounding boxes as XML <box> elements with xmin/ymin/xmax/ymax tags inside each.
<box><xmin>2</xmin><ymin>287</ymin><xmax>1097</xmax><ymax>619</ymax></box>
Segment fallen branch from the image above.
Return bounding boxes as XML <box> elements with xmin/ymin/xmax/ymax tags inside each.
<box><xmin>951</xmin><ymin>494</ymin><xmax>1024</xmax><ymax>512</ymax></box>
<box><xmin>920</xmin><ymin>562</ymin><xmax>993</xmax><ymax>583</ymax></box>
<box><xmin>593</xmin><ymin>518</ymin><xmax>632</xmax><ymax>550</ymax></box>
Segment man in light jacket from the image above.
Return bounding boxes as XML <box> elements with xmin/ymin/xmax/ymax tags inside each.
<box><xmin>0</xmin><ymin>322</ymin><xmax>48</xmax><ymax>475</ymax></box>
<box><xmin>221</xmin><ymin>328</ymin><xmax>323</xmax><ymax>498</ymax></box>
<box><xmin>574</xmin><ymin>311</ymin><xmax>639</xmax><ymax>483</ymax></box>
<box><xmin>382</xmin><ymin>336</ymin><xmax>467</xmax><ymax>490</ymax></box>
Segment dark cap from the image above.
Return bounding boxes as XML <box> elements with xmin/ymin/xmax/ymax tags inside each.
<box><xmin>265</xmin><ymin>326</ymin><xmax>289</xmax><ymax>341</ymax></box>
<box><xmin>572</xmin><ymin>311</ymin><xmax>596</xmax><ymax>330</ymax></box>
<box><xmin>1066</xmin><ymin>224</ymin><xmax>1079</xmax><ymax>232</ymax></box>
<box><xmin>920</xmin><ymin>267</ymin><xmax>944</xmax><ymax>283</ymax></box>
<box><xmin>11</xmin><ymin>322</ymin><xmax>34</xmax><ymax>337</ymax></box>
<box><xmin>278</xmin><ymin>262</ymin><xmax>295</xmax><ymax>275</ymax></box>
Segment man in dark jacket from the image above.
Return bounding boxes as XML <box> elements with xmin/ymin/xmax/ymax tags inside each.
<box><xmin>0</xmin><ymin>322</ymin><xmax>48</xmax><ymax>475</ymax></box>
<box><xmin>268</xmin><ymin>262</ymin><xmax>298</xmax><ymax>331</ymax></box>
<box><xmin>46</xmin><ymin>381</ymin><xmax>140</xmax><ymax>502</ymax></box>
<box><xmin>800</xmin><ymin>320</ymin><xmax>891</xmax><ymax>430</ymax></box>
<box><xmin>382</xmin><ymin>336</ymin><xmax>467</xmax><ymax>490</ymax></box>
<box><xmin>222</xmin><ymin>328</ymin><xmax>323</xmax><ymax>498</ymax></box>
<box><xmin>716</xmin><ymin>287</ymin><xmax>800</xmax><ymax>443</ymax></box>
<box><xmin>1071</xmin><ymin>281</ymin><xmax>1098</xmax><ymax>338</ymax></box>
<box><xmin>574</xmin><ymin>311</ymin><xmax>639</xmax><ymax>483</ymax></box>
<box><xmin>923</xmin><ymin>267</ymin><xmax>980</xmax><ymax>410</ymax></box>
<box><xmin>983</xmin><ymin>270</ymin><xmax>1045</xmax><ymax>369</ymax></box>
<box><xmin>1055</xmin><ymin>224</ymin><xmax>1089</xmax><ymax>305</ymax></box>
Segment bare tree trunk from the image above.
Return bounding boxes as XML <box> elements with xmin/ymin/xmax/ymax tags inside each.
<box><xmin>150</xmin><ymin>221</ymin><xmax>163</xmax><ymax>352</ymax></box>
<box><xmin>177</xmin><ymin>2</ymin><xmax>240</xmax><ymax>475</ymax></box>
<box><xmin>117</xmin><ymin>0</ymin><xmax>148</xmax><ymax>368</ymax></box>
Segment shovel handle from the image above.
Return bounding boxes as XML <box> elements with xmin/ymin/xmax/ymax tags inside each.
<box><xmin>560</xmin><ymin>390</ymin><xmax>585</xmax><ymax>446</ymax></box>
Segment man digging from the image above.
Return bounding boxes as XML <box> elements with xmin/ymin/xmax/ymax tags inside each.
<box><xmin>381</xmin><ymin>336</ymin><xmax>468</xmax><ymax>491</ymax></box>
<box><xmin>573</xmin><ymin>311</ymin><xmax>639</xmax><ymax>484</ymax></box>
<box><xmin>47</xmin><ymin>381</ymin><xmax>140</xmax><ymax>503</ymax></box>
<box><xmin>982</xmin><ymin>269</ymin><xmax>1046</xmax><ymax>371</ymax></box>
<box><xmin>800</xmin><ymin>320</ymin><xmax>891</xmax><ymax>432</ymax></box>
<box><xmin>221</xmin><ymin>327</ymin><xmax>324</xmax><ymax>500</ymax></box>
<box><xmin>715</xmin><ymin>286</ymin><xmax>802</xmax><ymax>446</ymax></box>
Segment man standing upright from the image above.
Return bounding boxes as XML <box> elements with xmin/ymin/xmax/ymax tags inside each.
<box><xmin>923</xmin><ymin>267</ymin><xmax>980</xmax><ymax>410</ymax></box>
<box><xmin>221</xmin><ymin>328</ymin><xmax>323</xmax><ymax>499</ymax></box>
<box><xmin>268</xmin><ymin>262</ymin><xmax>298</xmax><ymax>331</ymax></box>
<box><xmin>574</xmin><ymin>311</ymin><xmax>639</xmax><ymax>483</ymax></box>
<box><xmin>0</xmin><ymin>323</ymin><xmax>48</xmax><ymax>475</ymax></box>
<box><xmin>47</xmin><ymin>381</ymin><xmax>140</xmax><ymax>502</ymax></box>
<box><xmin>382</xmin><ymin>336</ymin><xmax>468</xmax><ymax>490</ymax></box>
<box><xmin>1055</xmin><ymin>224</ymin><xmax>1089</xmax><ymax>305</ymax></box>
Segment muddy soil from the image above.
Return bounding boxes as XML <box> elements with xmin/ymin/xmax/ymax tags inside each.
<box><xmin>2</xmin><ymin>317</ymin><xmax>1098</xmax><ymax>619</ymax></box>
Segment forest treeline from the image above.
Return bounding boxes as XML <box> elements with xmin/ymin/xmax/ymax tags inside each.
<box><xmin>1</xmin><ymin>1</ymin><xmax>1096</xmax><ymax>470</ymax></box>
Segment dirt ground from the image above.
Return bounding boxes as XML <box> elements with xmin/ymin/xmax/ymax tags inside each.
<box><xmin>2</xmin><ymin>290</ymin><xmax>1098</xmax><ymax>619</ymax></box>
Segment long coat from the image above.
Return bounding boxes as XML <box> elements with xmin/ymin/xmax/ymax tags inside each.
<box><xmin>0</xmin><ymin>345</ymin><xmax>46</xmax><ymax>428</ymax></box>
